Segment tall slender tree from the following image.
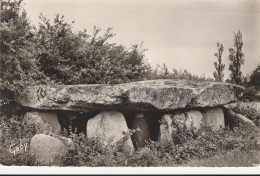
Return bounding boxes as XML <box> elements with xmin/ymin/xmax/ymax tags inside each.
<box><xmin>228</xmin><ymin>30</ymin><xmax>245</xmax><ymax>85</ymax></box>
<box><xmin>213</xmin><ymin>42</ymin><xmax>225</xmax><ymax>82</ymax></box>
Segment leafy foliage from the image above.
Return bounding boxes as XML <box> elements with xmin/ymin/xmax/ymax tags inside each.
<box><xmin>0</xmin><ymin>0</ymin><xmax>47</xmax><ymax>92</ymax></box>
<box><xmin>36</xmin><ymin>14</ymin><xmax>149</xmax><ymax>85</ymax></box>
<box><xmin>213</xmin><ymin>42</ymin><xmax>225</xmax><ymax>82</ymax></box>
<box><xmin>228</xmin><ymin>31</ymin><xmax>245</xmax><ymax>85</ymax></box>
<box><xmin>59</xmin><ymin>123</ymin><xmax>260</xmax><ymax>167</ymax></box>
<box><xmin>248</xmin><ymin>64</ymin><xmax>260</xmax><ymax>87</ymax></box>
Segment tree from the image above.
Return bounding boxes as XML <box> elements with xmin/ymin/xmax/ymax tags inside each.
<box><xmin>0</xmin><ymin>0</ymin><xmax>48</xmax><ymax>117</ymax></box>
<box><xmin>0</xmin><ymin>0</ymin><xmax>46</xmax><ymax>92</ymax></box>
<box><xmin>228</xmin><ymin>30</ymin><xmax>245</xmax><ymax>85</ymax></box>
<box><xmin>36</xmin><ymin>14</ymin><xmax>149</xmax><ymax>85</ymax></box>
<box><xmin>249</xmin><ymin>64</ymin><xmax>260</xmax><ymax>87</ymax></box>
<box><xmin>213</xmin><ymin>42</ymin><xmax>225</xmax><ymax>82</ymax></box>
<box><xmin>36</xmin><ymin>14</ymin><xmax>88</xmax><ymax>84</ymax></box>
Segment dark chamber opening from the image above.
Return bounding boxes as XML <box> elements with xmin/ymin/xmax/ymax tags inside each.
<box><xmin>57</xmin><ymin>110</ymin><xmax>163</xmax><ymax>141</ymax></box>
<box><xmin>123</xmin><ymin>111</ymin><xmax>162</xmax><ymax>142</ymax></box>
<box><xmin>57</xmin><ymin>111</ymin><xmax>97</xmax><ymax>135</ymax></box>
<box><xmin>145</xmin><ymin>111</ymin><xmax>162</xmax><ymax>141</ymax></box>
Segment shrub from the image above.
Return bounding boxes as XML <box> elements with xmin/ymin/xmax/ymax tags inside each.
<box><xmin>0</xmin><ymin>114</ymin><xmax>36</xmax><ymax>166</ymax></box>
<box><xmin>60</xmin><ymin>123</ymin><xmax>260</xmax><ymax>167</ymax></box>
<box><xmin>249</xmin><ymin>64</ymin><xmax>260</xmax><ymax>87</ymax></box>
<box><xmin>0</xmin><ymin>0</ymin><xmax>47</xmax><ymax>93</ymax></box>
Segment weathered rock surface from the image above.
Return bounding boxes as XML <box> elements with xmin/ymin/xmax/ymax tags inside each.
<box><xmin>225</xmin><ymin>109</ymin><xmax>255</xmax><ymax>126</ymax></box>
<box><xmin>15</xmin><ymin>79</ymin><xmax>244</xmax><ymax>112</ymax></box>
<box><xmin>256</xmin><ymin>90</ymin><xmax>260</xmax><ymax>100</ymax></box>
<box><xmin>23</xmin><ymin>111</ymin><xmax>62</xmax><ymax>135</ymax></box>
<box><xmin>29</xmin><ymin>134</ymin><xmax>74</xmax><ymax>166</ymax></box>
<box><xmin>131</xmin><ymin>112</ymin><xmax>150</xmax><ymax>148</ymax></box>
<box><xmin>159</xmin><ymin>114</ymin><xmax>174</xmax><ymax>142</ymax></box>
<box><xmin>184</xmin><ymin>110</ymin><xmax>204</xmax><ymax>131</ymax></box>
<box><xmin>0</xmin><ymin>129</ymin><xmax>3</xmax><ymax>142</ymax></box>
<box><xmin>86</xmin><ymin>111</ymin><xmax>134</xmax><ymax>153</ymax></box>
<box><xmin>159</xmin><ymin>110</ymin><xmax>204</xmax><ymax>142</ymax></box>
<box><xmin>224</xmin><ymin>101</ymin><xmax>260</xmax><ymax>125</ymax></box>
<box><xmin>201</xmin><ymin>107</ymin><xmax>225</xmax><ymax>130</ymax></box>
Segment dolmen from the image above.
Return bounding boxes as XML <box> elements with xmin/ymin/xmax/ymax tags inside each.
<box><xmin>15</xmin><ymin>79</ymin><xmax>245</xmax><ymax>165</ymax></box>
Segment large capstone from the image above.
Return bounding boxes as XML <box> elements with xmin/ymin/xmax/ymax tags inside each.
<box><xmin>15</xmin><ymin>79</ymin><xmax>244</xmax><ymax>112</ymax></box>
<box><xmin>86</xmin><ymin>111</ymin><xmax>134</xmax><ymax>153</ymax></box>
<box><xmin>23</xmin><ymin>111</ymin><xmax>62</xmax><ymax>135</ymax></box>
<box><xmin>29</xmin><ymin>134</ymin><xmax>74</xmax><ymax>166</ymax></box>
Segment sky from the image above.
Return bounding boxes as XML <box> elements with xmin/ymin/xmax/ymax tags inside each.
<box><xmin>23</xmin><ymin>0</ymin><xmax>260</xmax><ymax>79</ymax></box>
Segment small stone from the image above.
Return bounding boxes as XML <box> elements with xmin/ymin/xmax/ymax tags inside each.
<box><xmin>29</xmin><ymin>134</ymin><xmax>74</xmax><ymax>166</ymax></box>
<box><xmin>23</xmin><ymin>111</ymin><xmax>62</xmax><ymax>135</ymax></box>
<box><xmin>131</xmin><ymin>112</ymin><xmax>150</xmax><ymax>148</ymax></box>
<box><xmin>86</xmin><ymin>111</ymin><xmax>134</xmax><ymax>153</ymax></box>
<box><xmin>201</xmin><ymin>107</ymin><xmax>225</xmax><ymax>130</ymax></box>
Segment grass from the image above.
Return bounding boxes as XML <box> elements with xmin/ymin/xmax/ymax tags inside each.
<box><xmin>185</xmin><ymin>149</ymin><xmax>260</xmax><ymax>167</ymax></box>
<box><xmin>59</xmin><ymin>124</ymin><xmax>260</xmax><ymax>167</ymax></box>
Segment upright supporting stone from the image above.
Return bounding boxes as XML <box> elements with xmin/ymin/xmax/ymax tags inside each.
<box><xmin>159</xmin><ymin>110</ymin><xmax>203</xmax><ymax>142</ymax></box>
<box><xmin>131</xmin><ymin>112</ymin><xmax>150</xmax><ymax>148</ymax></box>
<box><xmin>184</xmin><ymin>110</ymin><xmax>204</xmax><ymax>131</ymax></box>
<box><xmin>23</xmin><ymin>111</ymin><xmax>62</xmax><ymax>135</ymax></box>
<box><xmin>201</xmin><ymin>107</ymin><xmax>225</xmax><ymax>130</ymax></box>
<box><xmin>0</xmin><ymin>129</ymin><xmax>3</xmax><ymax>145</ymax></box>
<box><xmin>87</xmin><ymin>111</ymin><xmax>134</xmax><ymax>154</ymax></box>
<box><xmin>159</xmin><ymin>114</ymin><xmax>173</xmax><ymax>142</ymax></box>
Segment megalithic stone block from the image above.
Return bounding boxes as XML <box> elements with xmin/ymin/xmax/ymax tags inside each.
<box><xmin>15</xmin><ymin>80</ymin><xmax>244</xmax><ymax>112</ymax></box>
<box><xmin>159</xmin><ymin>110</ymin><xmax>204</xmax><ymax>142</ymax></box>
<box><xmin>23</xmin><ymin>111</ymin><xmax>62</xmax><ymax>135</ymax></box>
<box><xmin>131</xmin><ymin>112</ymin><xmax>150</xmax><ymax>148</ymax></box>
<box><xmin>86</xmin><ymin>111</ymin><xmax>134</xmax><ymax>154</ymax></box>
<box><xmin>201</xmin><ymin>107</ymin><xmax>225</xmax><ymax>130</ymax></box>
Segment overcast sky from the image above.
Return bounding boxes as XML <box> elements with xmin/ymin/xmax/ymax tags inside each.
<box><xmin>23</xmin><ymin>0</ymin><xmax>260</xmax><ymax>79</ymax></box>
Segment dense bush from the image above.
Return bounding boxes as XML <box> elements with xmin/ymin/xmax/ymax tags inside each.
<box><xmin>60</xmin><ymin>123</ymin><xmax>260</xmax><ymax>167</ymax></box>
<box><xmin>0</xmin><ymin>0</ymin><xmax>47</xmax><ymax>92</ymax></box>
<box><xmin>245</xmin><ymin>64</ymin><xmax>260</xmax><ymax>88</ymax></box>
<box><xmin>36</xmin><ymin>14</ymin><xmax>150</xmax><ymax>85</ymax></box>
<box><xmin>241</xmin><ymin>64</ymin><xmax>260</xmax><ymax>101</ymax></box>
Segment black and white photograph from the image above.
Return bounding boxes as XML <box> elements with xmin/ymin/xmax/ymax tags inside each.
<box><xmin>0</xmin><ymin>0</ymin><xmax>259</xmax><ymax>174</ymax></box>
